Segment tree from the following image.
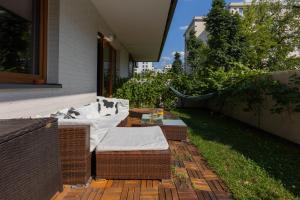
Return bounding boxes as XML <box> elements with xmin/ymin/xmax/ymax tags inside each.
<box><xmin>171</xmin><ymin>52</ymin><xmax>183</xmax><ymax>74</ymax></box>
<box><xmin>205</xmin><ymin>0</ymin><xmax>247</xmax><ymax>71</ymax></box>
<box><xmin>227</xmin><ymin>13</ymin><xmax>248</xmax><ymax>65</ymax></box>
<box><xmin>205</xmin><ymin>0</ymin><xmax>231</xmax><ymax>70</ymax></box>
<box><xmin>242</xmin><ymin>0</ymin><xmax>300</xmax><ymax>71</ymax></box>
<box><xmin>186</xmin><ymin>30</ymin><xmax>208</xmax><ymax>72</ymax></box>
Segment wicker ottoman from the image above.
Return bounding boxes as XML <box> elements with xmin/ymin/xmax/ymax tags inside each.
<box><xmin>96</xmin><ymin>126</ymin><xmax>171</xmax><ymax>180</ymax></box>
<box><xmin>0</xmin><ymin>118</ymin><xmax>62</xmax><ymax>200</ymax></box>
<box><xmin>96</xmin><ymin>150</ymin><xmax>171</xmax><ymax>179</ymax></box>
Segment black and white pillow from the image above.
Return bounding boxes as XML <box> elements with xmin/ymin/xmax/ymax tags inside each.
<box><xmin>66</xmin><ymin>107</ymin><xmax>81</xmax><ymax>118</ymax></box>
<box><xmin>50</xmin><ymin>111</ymin><xmax>74</xmax><ymax>119</ymax></box>
<box><xmin>99</xmin><ymin>98</ymin><xmax>117</xmax><ymax>116</ymax></box>
<box><xmin>115</xmin><ymin>102</ymin><xmax>119</xmax><ymax>114</ymax></box>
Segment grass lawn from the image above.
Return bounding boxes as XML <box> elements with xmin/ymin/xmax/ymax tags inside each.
<box><xmin>173</xmin><ymin>108</ymin><xmax>300</xmax><ymax>200</ymax></box>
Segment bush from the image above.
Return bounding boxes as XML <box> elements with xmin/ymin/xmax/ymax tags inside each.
<box><xmin>114</xmin><ymin>72</ymin><xmax>178</xmax><ymax>110</ymax></box>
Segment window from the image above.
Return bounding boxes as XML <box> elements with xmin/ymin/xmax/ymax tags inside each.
<box><xmin>128</xmin><ymin>55</ymin><xmax>135</xmax><ymax>77</ymax></box>
<box><xmin>0</xmin><ymin>0</ymin><xmax>47</xmax><ymax>84</ymax></box>
<box><xmin>98</xmin><ymin>35</ymin><xmax>117</xmax><ymax>97</ymax></box>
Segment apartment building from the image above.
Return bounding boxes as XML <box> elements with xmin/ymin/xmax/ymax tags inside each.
<box><xmin>134</xmin><ymin>62</ymin><xmax>154</xmax><ymax>74</ymax></box>
<box><xmin>163</xmin><ymin>64</ymin><xmax>173</xmax><ymax>72</ymax></box>
<box><xmin>227</xmin><ymin>1</ymin><xmax>252</xmax><ymax>16</ymax></box>
<box><xmin>184</xmin><ymin>16</ymin><xmax>207</xmax><ymax>73</ymax></box>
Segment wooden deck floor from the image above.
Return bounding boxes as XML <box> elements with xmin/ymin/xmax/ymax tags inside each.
<box><xmin>53</xmin><ymin>117</ymin><xmax>232</xmax><ymax>200</ymax></box>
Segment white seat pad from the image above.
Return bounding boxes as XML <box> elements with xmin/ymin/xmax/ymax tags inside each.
<box><xmin>96</xmin><ymin>126</ymin><xmax>169</xmax><ymax>152</ymax></box>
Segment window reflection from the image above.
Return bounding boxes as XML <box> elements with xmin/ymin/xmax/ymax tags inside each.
<box><xmin>0</xmin><ymin>0</ymin><xmax>37</xmax><ymax>74</ymax></box>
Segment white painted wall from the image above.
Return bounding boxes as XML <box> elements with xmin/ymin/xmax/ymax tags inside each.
<box><xmin>0</xmin><ymin>0</ymin><xmax>104</xmax><ymax>118</ymax></box>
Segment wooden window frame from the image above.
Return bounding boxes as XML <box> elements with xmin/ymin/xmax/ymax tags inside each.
<box><xmin>0</xmin><ymin>0</ymin><xmax>48</xmax><ymax>84</ymax></box>
<box><xmin>97</xmin><ymin>33</ymin><xmax>104</xmax><ymax>96</ymax></box>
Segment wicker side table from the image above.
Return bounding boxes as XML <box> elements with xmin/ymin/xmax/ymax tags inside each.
<box><xmin>138</xmin><ymin>114</ymin><xmax>188</xmax><ymax>141</ymax></box>
<box><xmin>161</xmin><ymin>120</ymin><xmax>187</xmax><ymax>141</ymax></box>
<box><xmin>0</xmin><ymin>118</ymin><xmax>62</xmax><ymax>200</ymax></box>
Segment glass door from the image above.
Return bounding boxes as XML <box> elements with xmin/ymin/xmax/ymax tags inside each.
<box><xmin>97</xmin><ymin>35</ymin><xmax>116</xmax><ymax>97</ymax></box>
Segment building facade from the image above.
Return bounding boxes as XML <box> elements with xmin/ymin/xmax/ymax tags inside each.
<box><xmin>184</xmin><ymin>16</ymin><xmax>208</xmax><ymax>74</ymax></box>
<box><xmin>226</xmin><ymin>1</ymin><xmax>251</xmax><ymax>16</ymax></box>
<box><xmin>134</xmin><ymin>62</ymin><xmax>154</xmax><ymax>74</ymax></box>
<box><xmin>163</xmin><ymin>64</ymin><xmax>173</xmax><ymax>73</ymax></box>
<box><xmin>0</xmin><ymin>0</ymin><xmax>177</xmax><ymax>118</ymax></box>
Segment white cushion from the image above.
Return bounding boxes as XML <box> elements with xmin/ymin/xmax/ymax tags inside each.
<box><xmin>96</xmin><ymin>126</ymin><xmax>169</xmax><ymax>152</ymax></box>
<box><xmin>58</xmin><ymin>117</ymin><xmax>117</xmax><ymax>152</ymax></box>
<box><xmin>76</xmin><ymin>103</ymin><xmax>101</xmax><ymax>119</ymax></box>
<box><xmin>58</xmin><ymin>111</ymin><xmax>129</xmax><ymax>152</ymax></box>
<box><xmin>52</xmin><ymin>99</ymin><xmax>129</xmax><ymax>152</ymax></box>
<box><xmin>90</xmin><ymin>128</ymin><xmax>108</xmax><ymax>152</ymax></box>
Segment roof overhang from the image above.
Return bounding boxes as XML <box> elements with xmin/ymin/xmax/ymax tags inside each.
<box><xmin>91</xmin><ymin>0</ymin><xmax>177</xmax><ymax>61</ymax></box>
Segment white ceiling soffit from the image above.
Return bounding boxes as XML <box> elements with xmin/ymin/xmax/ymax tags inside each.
<box><xmin>91</xmin><ymin>0</ymin><xmax>176</xmax><ymax>61</ymax></box>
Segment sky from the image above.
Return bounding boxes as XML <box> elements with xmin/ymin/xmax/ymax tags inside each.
<box><xmin>154</xmin><ymin>0</ymin><xmax>243</xmax><ymax>68</ymax></box>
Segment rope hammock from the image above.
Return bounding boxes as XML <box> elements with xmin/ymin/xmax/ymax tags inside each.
<box><xmin>169</xmin><ymin>86</ymin><xmax>218</xmax><ymax>101</ymax></box>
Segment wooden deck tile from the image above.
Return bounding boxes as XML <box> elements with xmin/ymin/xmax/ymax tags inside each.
<box><xmin>153</xmin><ymin>180</ymin><xmax>161</xmax><ymax>189</ymax></box>
<box><xmin>184</xmin><ymin>161</ymin><xmax>199</xmax><ymax>170</ymax></box>
<box><xmin>190</xmin><ymin>178</ymin><xmax>211</xmax><ymax>191</ymax></box>
<box><xmin>161</xmin><ymin>180</ymin><xmax>176</xmax><ymax>189</ymax></box>
<box><xmin>93</xmin><ymin>188</ymin><xmax>106</xmax><ymax>200</ymax></box>
<box><xmin>203</xmin><ymin>171</ymin><xmax>219</xmax><ymax>180</ymax></box>
<box><xmin>124</xmin><ymin>180</ymin><xmax>141</xmax><ymax>188</ymax></box>
<box><xmin>195</xmin><ymin>190</ymin><xmax>218</xmax><ymax>200</ymax></box>
<box><xmin>187</xmin><ymin>169</ymin><xmax>203</xmax><ymax>179</ymax></box>
<box><xmin>101</xmin><ymin>188</ymin><xmax>123</xmax><ymax>200</ymax></box>
<box><xmin>159</xmin><ymin>187</ymin><xmax>179</xmax><ymax>200</ymax></box>
<box><xmin>140</xmin><ymin>188</ymin><xmax>159</xmax><ymax>200</ymax></box>
<box><xmin>111</xmin><ymin>180</ymin><xmax>125</xmax><ymax>188</ymax></box>
<box><xmin>53</xmin><ymin>115</ymin><xmax>232</xmax><ymax>200</ymax></box>
<box><xmin>121</xmin><ymin>187</ymin><xmax>141</xmax><ymax>200</ymax></box>
<box><xmin>177</xmin><ymin>189</ymin><xmax>198</xmax><ymax>200</ymax></box>
<box><xmin>172</xmin><ymin>159</ymin><xmax>185</xmax><ymax>168</ymax></box>
<box><xmin>91</xmin><ymin>180</ymin><xmax>107</xmax><ymax>188</ymax></box>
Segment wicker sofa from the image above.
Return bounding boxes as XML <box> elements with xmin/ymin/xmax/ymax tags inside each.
<box><xmin>55</xmin><ymin>97</ymin><xmax>129</xmax><ymax>185</ymax></box>
<box><xmin>54</xmin><ymin>97</ymin><xmax>171</xmax><ymax>184</ymax></box>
